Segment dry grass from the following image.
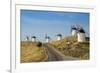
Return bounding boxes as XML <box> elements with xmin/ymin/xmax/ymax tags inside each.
<box><xmin>21</xmin><ymin>41</ymin><xmax>48</xmax><ymax>63</ymax></box>
<box><xmin>51</xmin><ymin>36</ymin><xmax>90</xmax><ymax>60</ymax></box>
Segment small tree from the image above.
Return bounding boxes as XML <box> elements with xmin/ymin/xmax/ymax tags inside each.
<box><xmin>36</xmin><ymin>42</ymin><xmax>42</xmax><ymax>47</ymax></box>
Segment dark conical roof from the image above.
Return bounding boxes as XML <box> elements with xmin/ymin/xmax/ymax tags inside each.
<box><xmin>31</xmin><ymin>36</ymin><xmax>36</xmax><ymax>38</ymax></box>
<box><xmin>71</xmin><ymin>26</ymin><xmax>77</xmax><ymax>30</ymax></box>
<box><xmin>71</xmin><ymin>26</ymin><xmax>77</xmax><ymax>33</ymax></box>
<box><xmin>72</xmin><ymin>27</ymin><xmax>77</xmax><ymax>30</ymax></box>
<box><xmin>57</xmin><ymin>34</ymin><xmax>62</xmax><ymax>36</ymax></box>
<box><xmin>78</xmin><ymin>28</ymin><xmax>85</xmax><ymax>33</ymax></box>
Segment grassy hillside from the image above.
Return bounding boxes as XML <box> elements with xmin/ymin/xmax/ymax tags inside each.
<box><xmin>21</xmin><ymin>41</ymin><xmax>48</xmax><ymax>63</ymax></box>
<box><xmin>51</xmin><ymin>36</ymin><xmax>90</xmax><ymax>60</ymax></box>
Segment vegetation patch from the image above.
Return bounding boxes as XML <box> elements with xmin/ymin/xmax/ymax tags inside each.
<box><xmin>51</xmin><ymin>36</ymin><xmax>90</xmax><ymax>60</ymax></box>
<box><xmin>21</xmin><ymin>41</ymin><xmax>48</xmax><ymax>63</ymax></box>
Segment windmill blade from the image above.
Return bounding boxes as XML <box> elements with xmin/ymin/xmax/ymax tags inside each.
<box><xmin>71</xmin><ymin>25</ymin><xmax>76</xmax><ymax>32</ymax></box>
<box><xmin>76</xmin><ymin>24</ymin><xmax>82</xmax><ymax>29</ymax></box>
<box><xmin>45</xmin><ymin>34</ymin><xmax>47</xmax><ymax>38</ymax></box>
<box><xmin>71</xmin><ymin>26</ymin><xmax>73</xmax><ymax>32</ymax></box>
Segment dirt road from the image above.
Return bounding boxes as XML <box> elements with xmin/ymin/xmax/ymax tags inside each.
<box><xmin>43</xmin><ymin>43</ymin><xmax>79</xmax><ymax>61</ymax></box>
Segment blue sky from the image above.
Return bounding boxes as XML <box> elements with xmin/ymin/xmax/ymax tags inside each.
<box><xmin>21</xmin><ymin>9</ymin><xmax>89</xmax><ymax>42</ymax></box>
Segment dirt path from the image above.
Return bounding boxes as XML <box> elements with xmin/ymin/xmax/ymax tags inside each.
<box><xmin>43</xmin><ymin>43</ymin><xmax>79</xmax><ymax>61</ymax></box>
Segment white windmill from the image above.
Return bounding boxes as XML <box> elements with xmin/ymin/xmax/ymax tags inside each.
<box><xmin>71</xmin><ymin>25</ymin><xmax>77</xmax><ymax>36</ymax></box>
<box><xmin>31</xmin><ymin>36</ymin><xmax>36</xmax><ymax>42</ymax></box>
<box><xmin>56</xmin><ymin>34</ymin><xmax>62</xmax><ymax>41</ymax></box>
<box><xmin>45</xmin><ymin>34</ymin><xmax>50</xmax><ymax>43</ymax></box>
<box><xmin>77</xmin><ymin>26</ymin><xmax>86</xmax><ymax>42</ymax></box>
<box><xmin>25</xmin><ymin>36</ymin><xmax>29</xmax><ymax>41</ymax></box>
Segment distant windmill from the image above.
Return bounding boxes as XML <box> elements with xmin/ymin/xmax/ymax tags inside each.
<box><xmin>56</xmin><ymin>34</ymin><xmax>62</xmax><ymax>41</ymax></box>
<box><xmin>25</xmin><ymin>36</ymin><xmax>29</xmax><ymax>41</ymax></box>
<box><xmin>45</xmin><ymin>34</ymin><xmax>50</xmax><ymax>43</ymax></box>
<box><xmin>71</xmin><ymin>24</ymin><xmax>87</xmax><ymax>42</ymax></box>
<box><xmin>77</xmin><ymin>25</ymin><xmax>86</xmax><ymax>42</ymax></box>
<box><xmin>31</xmin><ymin>36</ymin><xmax>36</xmax><ymax>42</ymax></box>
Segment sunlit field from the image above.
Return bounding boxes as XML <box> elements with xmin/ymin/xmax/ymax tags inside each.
<box><xmin>21</xmin><ymin>41</ymin><xmax>48</xmax><ymax>63</ymax></box>
<box><xmin>51</xmin><ymin>36</ymin><xmax>90</xmax><ymax>60</ymax></box>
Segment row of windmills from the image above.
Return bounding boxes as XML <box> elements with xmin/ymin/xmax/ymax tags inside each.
<box><xmin>45</xmin><ymin>34</ymin><xmax>62</xmax><ymax>43</ymax></box>
<box><xmin>25</xmin><ymin>25</ymin><xmax>88</xmax><ymax>43</ymax></box>
<box><xmin>25</xmin><ymin>36</ymin><xmax>36</xmax><ymax>42</ymax></box>
<box><xmin>25</xmin><ymin>34</ymin><xmax>62</xmax><ymax>43</ymax></box>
